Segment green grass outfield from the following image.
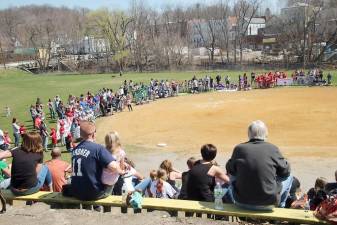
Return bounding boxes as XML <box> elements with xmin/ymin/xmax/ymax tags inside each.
<box><xmin>0</xmin><ymin>68</ymin><xmax>337</xmax><ymax>161</ymax></box>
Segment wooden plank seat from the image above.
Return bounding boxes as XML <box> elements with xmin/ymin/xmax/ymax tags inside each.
<box><xmin>2</xmin><ymin>190</ymin><xmax>327</xmax><ymax>224</ymax></box>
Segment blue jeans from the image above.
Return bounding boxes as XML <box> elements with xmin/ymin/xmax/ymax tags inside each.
<box><xmin>227</xmin><ymin>175</ymin><xmax>293</xmax><ymax>210</ymax></box>
<box><xmin>0</xmin><ymin>178</ymin><xmax>10</xmax><ymax>189</ymax></box>
<box><xmin>278</xmin><ymin>176</ymin><xmax>293</xmax><ymax>208</ymax></box>
<box><xmin>134</xmin><ymin>178</ymin><xmax>152</xmax><ymax>192</ymax></box>
<box><xmin>11</xmin><ymin>165</ymin><xmax>52</xmax><ymax>196</ymax></box>
<box><xmin>13</xmin><ymin>133</ymin><xmax>20</xmax><ymax>147</ymax></box>
<box><xmin>42</xmin><ymin>136</ymin><xmax>49</xmax><ymax>150</ymax></box>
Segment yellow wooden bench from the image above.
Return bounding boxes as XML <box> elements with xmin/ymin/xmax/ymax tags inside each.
<box><xmin>2</xmin><ymin>190</ymin><xmax>327</xmax><ymax>224</ymax></box>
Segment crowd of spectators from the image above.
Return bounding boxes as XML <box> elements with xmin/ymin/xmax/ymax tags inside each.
<box><xmin>292</xmin><ymin>69</ymin><xmax>332</xmax><ymax>86</ymax></box>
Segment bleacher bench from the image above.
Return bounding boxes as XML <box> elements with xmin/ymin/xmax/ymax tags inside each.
<box><xmin>2</xmin><ymin>190</ymin><xmax>327</xmax><ymax>224</ymax></box>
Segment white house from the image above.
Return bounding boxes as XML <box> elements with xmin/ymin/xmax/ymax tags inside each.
<box><xmin>245</xmin><ymin>17</ymin><xmax>266</xmax><ymax>36</ymax></box>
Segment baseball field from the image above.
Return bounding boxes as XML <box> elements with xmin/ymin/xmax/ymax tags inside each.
<box><xmin>0</xmin><ymin>68</ymin><xmax>337</xmax><ymax>189</ymax></box>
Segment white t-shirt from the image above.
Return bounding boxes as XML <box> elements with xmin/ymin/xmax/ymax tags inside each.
<box><xmin>150</xmin><ymin>180</ymin><xmax>177</xmax><ymax>199</ymax></box>
<box><xmin>12</xmin><ymin>123</ymin><xmax>20</xmax><ymax>134</ymax></box>
<box><xmin>101</xmin><ymin>149</ymin><xmax>126</xmax><ymax>186</ymax></box>
<box><xmin>0</xmin><ymin>129</ymin><xmax>4</xmax><ymax>145</ymax></box>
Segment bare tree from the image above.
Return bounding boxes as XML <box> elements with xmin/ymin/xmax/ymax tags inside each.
<box><xmin>191</xmin><ymin>4</ymin><xmax>223</xmax><ymax>65</ymax></box>
<box><xmin>0</xmin><ymin>39</ymin><xmax>6</xmax><ymax>69</ymax></box>
<box><xmin>129</xmin><ymin>0</ymin><xmax>151</xmax><ymax>72</ymax></box>
<box><xmin>233</xmin><ymin>0</ymin><xmax>260</xmax><ymax>64</ymax></box>
<box><xmin>0</xmin><ymin>8</ymin><xmax>22</xmax><ymax>50</ymax></box>
<box><xmin>217</xmin><ymin>1</ymin><xmax>231</xmax><ymax>63</ymax></box>
<box><xmin>278</xmin><ymin>0</ymin><xmax>337</xmax><ymax>66</ymax></box>
<box><xmin>13</xmin><ymin>6</ymin><xmax>61</xmax><ymax>72</ymax></box>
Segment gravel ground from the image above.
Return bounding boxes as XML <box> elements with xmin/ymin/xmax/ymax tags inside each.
<box><xmin>1</xmin><ymin>203</ymin><xmax>244</xmax><ymax>225</ymax></box>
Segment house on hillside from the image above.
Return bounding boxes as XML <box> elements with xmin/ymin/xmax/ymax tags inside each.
<box><xmin>64</xmin><ymin>36</ymin><xmax>110</xmax><ymax>55</ymax></box>
<box><xmin>228</xmin><ymin>16</ymin><xmax>266</xmax><ymax>50</ymax></box>
<box><xmin>245</xmin><ymin>17</ymin><xmax>266</xmax><ymax>36</ymax></box>
<box><xmin>243</xmin><ymin>17</ymin><xmax>266</xmax><ymax>50</ymax></box>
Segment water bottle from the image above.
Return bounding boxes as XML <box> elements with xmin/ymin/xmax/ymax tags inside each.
<box><xmin>304</xmin><ymin>201</ymin><xmax>310</xmax><ymax>210</ymax></box>
<box><xmin>214</xmin><ymin>182</ymin><xmax>224</xmax><ymax>210</ymax></box>
<box><xmin>121</xmin><ymin>182</ymin><xmax>128</xmax><ymax>204</ymax></box>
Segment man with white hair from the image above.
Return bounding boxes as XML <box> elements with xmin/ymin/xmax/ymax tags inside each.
<box><xmin>226</xmin><ymin>120</ymin><xmax>292</xmax><ymax>210</ymax></box>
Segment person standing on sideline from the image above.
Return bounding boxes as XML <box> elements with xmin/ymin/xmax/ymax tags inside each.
<box><xmin>39</xmin><ymin>121</ymin><xmax>49</xmax><ymax>151</ymax></box>
<box><xmin>12</xmin><ymin>118</ymin><xmax>20</xmax><ymax>147</ymax></box>
<box><xmin>226</xmin><ymin>120</ymin><xmax>292</xmax><ymax>210</ymax></box>
<box><xmin>5</xmin><ymin>106</ymin><xmax>11</xmax><ymax>118</ymax></box>
<box><xmin>126</xmin><ymin>94</ymin><xmax>133</xmax><ymax>112</ymax></box>
<box><xmin>48</xmin><ymin>99</ymin><xmax>56</xmax><ymax>120</ymax></box>
<box><xmin>59</xmin><ymin>120</ymin><xmax>65</xmax><ymax>146</ymax></box>
<box><xmin>50</xmin><ymin>128</ymin><xmax>57</xmax><ymax>148</ymax></box>
<box><xmin>62</xmin><ymin>121</ymin><xmax>124</xmax><ymax>201</ymax></box>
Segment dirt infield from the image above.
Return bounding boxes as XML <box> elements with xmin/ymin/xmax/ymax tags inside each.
<box><xmin>96</xmin><ymin>87</ymin><xmax>337</xmax><ymax>157</ymax></box>
<box><xmin>96</xmin><ymin>87</ymin><xmax>337</xmax><ymax>190</ymax></box>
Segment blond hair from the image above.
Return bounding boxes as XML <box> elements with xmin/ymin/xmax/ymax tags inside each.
<box><xmin>104</xmin><ymin>131</ymin><xmax>121</xmax><ymax>154</ymax></box>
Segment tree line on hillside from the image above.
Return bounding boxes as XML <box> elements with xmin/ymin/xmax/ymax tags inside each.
<box><xmin>0</xmin><ymin>0</ymin><xmax>336</xmax><ymax>73</ymax></box>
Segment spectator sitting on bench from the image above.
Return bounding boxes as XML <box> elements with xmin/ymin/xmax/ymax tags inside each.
<box><xmin>149</xmin><ymin>169</ymin><xmax>177</xmax><ymax>199</ymax></box>
<box><xmin>62</xmin><ymin>121</ymin><xmax>124</xmax><ymax>201</ymax></box>
<box><xmin>101</xmin><ymin>131</ymin><xmax>126</xmax><ymax>195</ymax></box>
<box><xmin>0</xmin><ymin>159</ymin><xmax>11</xmax><ymax>189</ymax></box>
<box><xmin>226</xmin><ymin>120</ymin><xmax>292</xmax><ymax>211</ymax></box>
<box><xmin>325</xmin><ymin>170</ymin><xmax>337</xmax><ymax>193</ymax></box>
<box><xmin>45</xmin><ymin>147</ymin><xmax>71</xmax><ymax>192</ymax></box>
<box><xmin>307</xmin><ymin>177</ymin><xmax>327</xmax><ymax>210</ymax></box>
<box><xmin>134</xmin><ymin>170</ymin><xmax>157</xmax><ymax>197</ymax></box>
<box><xmin>159</xmin><ymin>159</ymin><xmax>182</xmax><ymax>192</ymax></box>
<box><xmin>0</xmin><ymin>131</ymin><xmax>53</xmax><ymax>196</ymax></box>
<box><xmin>187</xmin><ymin>144</ymin><xmax>230</xmax><ymax>202</ymax></box>
<box><xmin>178</xmin><ymin>157</ymin><xmax>196</xmax><ymax>200</ymax></box>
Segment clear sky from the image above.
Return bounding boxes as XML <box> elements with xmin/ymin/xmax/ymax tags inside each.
<box><xmin>0</xmin><ymin>0</ymin><xmax>282</xmax><ymax>12</ymax></box>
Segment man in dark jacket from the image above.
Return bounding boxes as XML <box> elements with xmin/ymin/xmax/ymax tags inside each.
<box><xmin>226</xmin><ymin>120</ymin><xmax>292</xmax><ymax>210</ymax></box>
